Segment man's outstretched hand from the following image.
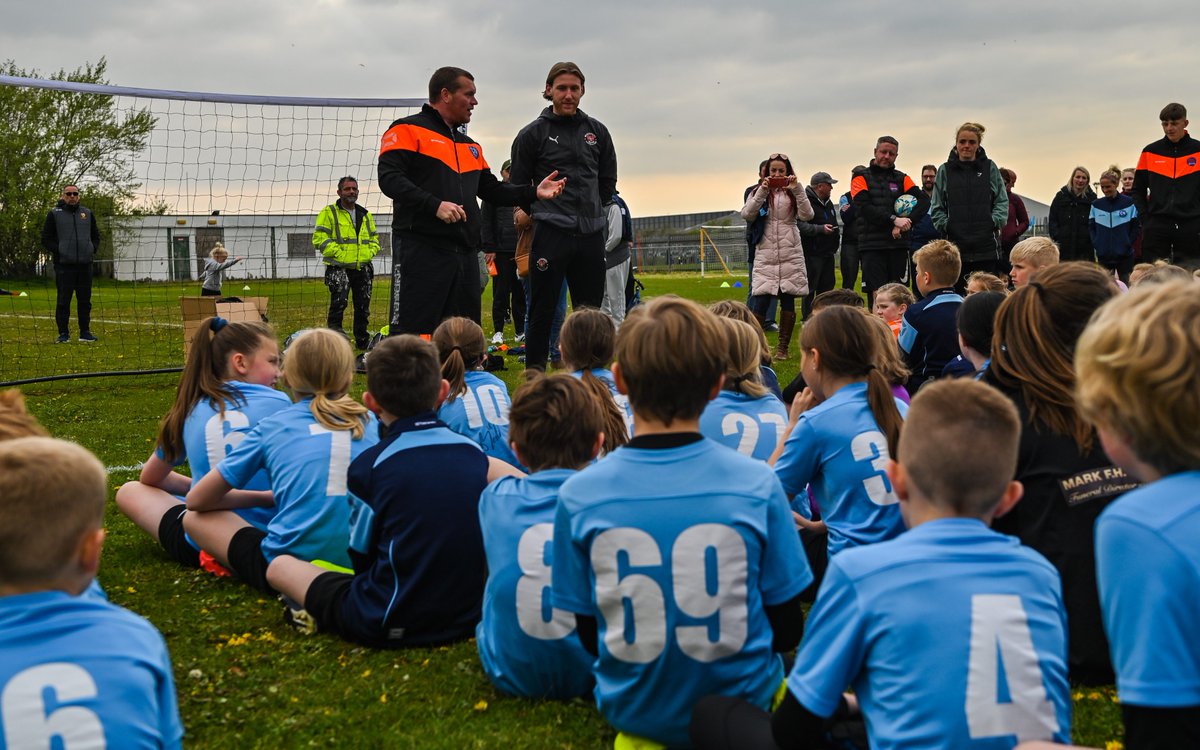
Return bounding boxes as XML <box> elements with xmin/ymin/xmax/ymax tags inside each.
<box><xmin>535</xmin><ymin>170</ymin><xmax>567</xmax><ymax>200</ymax></box>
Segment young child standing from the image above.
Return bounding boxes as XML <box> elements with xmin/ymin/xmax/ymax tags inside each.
<box><xmin>267</xmin><ymin>335</ymin><xmax>499</xmax><ymax>647</ymax></box>
<box><xmin>201</xmin><ymin>242</ymin><xmax>242</xmax><ymax>296</ymax></box>
<box><xmin>1089</xmin><ymin>167</ymin><xmax>1140</xmax><ymax>285</ymax></box>
<box><xmin>700</xmin><ymin>317</ymin><xmax>788</xmax><ymax>461</ymax></box>
<box><xmin>433</xmin><ymin>317</ymin><xmax>521</xmax><ymax>466</ymax></box>
<box><xmin>559</xmin><ymin>307</ymin><xmax>634</xmax><ymax>448</ymax></box>
<box><xmin>476</xmin><ymin>374</ymin><xmax>602</xmax><ymax>699</ymax></box>
<box><xmin>116</xmin><ymin>317</ymin><xmax>289</xmax><ymax>569</ymax></box>
<box><xmin>691</xmin><ymin>379</ymin><xmax>1072</xmax><ymax>750</ymax></box>
<box><xmin>184</xmin><ymin>328</ymin><xmax>378</xmax><ymax>594</ymax></box>
<box><xmin>872</xmin><ymin>282</ymin><xmax>914</xmax><ymax>339</ymax></box>
<box><xmin>551</xmin><ymin>296</ymin><xmax>811</xmax><ymax>748</ymax></box>
<box><xmin>772</xmin><ymin>306</ymin><xmax>908</xmax><ymax>556</ymax></box>
<box><xmin>1076</xmin><ymin>280</ymin><xmax>1200</xmax><ymax>749</ymax></box>
<box><xmin>0</xmin><ymin>437</ymin><xmax>184</xmax><ymax>749</ymax></box>
<box><xmin>899</xmin><ymin>239</ymin><xmax>964</xmax><ymax>392</ymax></box>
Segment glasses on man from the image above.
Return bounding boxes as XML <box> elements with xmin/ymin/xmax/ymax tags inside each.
<box><xmin>64</xmin><ymin>192</ymin><xmax>80</xmax><ymax>196</ymax></box>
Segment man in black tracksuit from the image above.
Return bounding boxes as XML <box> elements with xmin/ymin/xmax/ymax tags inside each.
<box><xmin>850</xmin><ymin>136</ymin><xmax>929</xmax><ymax>307</ymax></box>
<box><xmin>378</xmin><ymin>66</ymin><xmax>564</xmax><ymax>336</ymax></box>
<box><xmin>42</xmin><ymin>184</ymin><xmax>101</xmax><ymax>343</ymax></box>
<box><xmin>509</xmin><ymin>61</ymin><xmax>617</xmax><ymax>371</ymax></box>
<box><xmin>1133</xmin><ymin>102</ymin><xmax>1200</xmax><ymax>268</ymax></box>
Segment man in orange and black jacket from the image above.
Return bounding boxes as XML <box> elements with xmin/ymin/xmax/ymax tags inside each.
<box><xmin>1132</xmin><ymin>102</ymin><xmax>1200</xmax><ymax>269</ymax></box>
<box><xmin>378</xmin><ymin>66</ymin><xmax>564</xmax><ymax>336</ymax></box>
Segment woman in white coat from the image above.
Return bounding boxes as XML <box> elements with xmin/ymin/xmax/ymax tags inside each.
<box><xmin>740</xmin><ymin>153</ymin><xmax>814</xmax><ymax>359</ymax></box>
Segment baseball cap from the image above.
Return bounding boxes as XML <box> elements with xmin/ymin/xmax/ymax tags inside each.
<box><xmin>810</xmin><ymin>171</ymin><xmax>838</xmax><ymax>186</ymax></box>
<box><xmin>501</xmin><ymin>159</ymin><xmax>512</xmax><ymax>172</ymax></box>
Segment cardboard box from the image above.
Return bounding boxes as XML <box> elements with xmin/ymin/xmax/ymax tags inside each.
<box><xmin>181</xmin><ymin>296</ymin><xmax>269</xmax><ymax>357</ymax></box>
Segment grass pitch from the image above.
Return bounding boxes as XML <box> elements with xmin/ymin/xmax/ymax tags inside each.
<box><xmin>7</xmin><ymin>273</ymin><xmax>1122</xmax><ymax>748</ymax></box>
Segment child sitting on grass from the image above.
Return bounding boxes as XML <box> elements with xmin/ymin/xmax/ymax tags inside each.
<box><xmin>1076</xmin><ymin>280</ymin><xmax>1200</xmax><ymax>749</ymax></box>
<box><xmin>1008</xmin><ymin>236</ymin><xmax>1059</xmax><ymax>288</ymax></box>
<box><xmin>699</xmin><ymin>317</ymin><xmax>788</xmax><ymax>461</ymax></box>
<box><xmin>899</xmin><ymin>239</ymin><xmax>963</xmax><ymax>392</ymax></box>
<box><xmin>559</xmin><ymin>307</ymin><xmax>635</xmax><ymax>447</ymax></box>
<box><xmin>551</xmin><ymin>296</ymin><xmax>811</xmax><ymax>748</ymax></box>
<box><xmin>267</xmin><ymin>335</ymin><xmax>506</xmax><ymax>647</ymax></box>
<box><xmin>692</xmin><ymin>379</ymin><xmax>1072</xmax><ymax>750</ymax></box>
<box><xmin>0</xmin><ymin>437</ymin><xmax>184</xmax><ymax>748</ymax></box>
<box><xmin>477</xmin><ymin>374</ymin><xmax>602</xmax><ymax>699</ymax></box>
<box><xmin>872</xmin><ymin>282</ymin><xmax>914</xmax><ymax>339</ymax></box>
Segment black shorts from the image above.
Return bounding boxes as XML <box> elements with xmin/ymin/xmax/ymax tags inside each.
<box><xmin>225</xmin><ymin>527</ymin><xmax>274</xmax><ymax>595</ymax></box>
<box><xmin>304</xmin><ymin>571</ymin><xmax>356</xmax><ymax>638</ymax></box>
<box><xmin>156</xmin><ymin>505</ymin><xmax>200</xmax><ymax>568</ymax></box>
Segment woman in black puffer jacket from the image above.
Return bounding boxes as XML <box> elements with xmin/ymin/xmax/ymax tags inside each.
<box><xmin>1049</xmin><ymin>166</ymin><xmax>1097</xmax><ymax>262</ymax></box>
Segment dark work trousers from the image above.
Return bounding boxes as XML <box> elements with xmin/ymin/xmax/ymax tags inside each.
<box><xmin>1142</xmin><ymin>218</ymin><xmax>1200</xmax><ymax>269</ymax></box>
<box><xmin>860</xmin><ymin>249</ymin><xmax>907</xmax><ymax>308</ymax></box>
<box><xmin>393</xmin><ymin>236</ymin><xmax>481</xmax><ymax>336</ymax></box>
<box><xmin>490</xmin><ymin>252</ymin><xmax>525</xmax><ymax>335</ymax></box>
<box><xmin>525</xmin><ymin>222</ymin><xmax>605</xmax><ymax>370</ymax></box>
<box><xmin>801</xmin><ymin>252</ymin><xmax>836</xmax><ymax>320</ymax></box>
<box><xmin>839</xmin><ymin>240</ymin><xmax>860</xmax><ymax>291</ymax></box>
<box><xmin>325</xmin><ymin>263</ymin><xmax>374</xmax><ymax>349</ymax></box>
<box><xmin>55</xmin><ymin>263</ymin><xmax>93</xmax><ymax>336</ymax></box>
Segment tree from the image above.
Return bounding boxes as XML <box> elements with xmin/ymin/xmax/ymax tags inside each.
<box><xmin>0</xmin><ymin>58</ymin><xmax>156</xmax><ymax>276</ymax></box>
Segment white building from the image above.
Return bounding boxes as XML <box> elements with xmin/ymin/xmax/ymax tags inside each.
<box><xmin>111</xmin><ymin>213</ymin><xmax>394</xmax><ymax>282</ymax></box>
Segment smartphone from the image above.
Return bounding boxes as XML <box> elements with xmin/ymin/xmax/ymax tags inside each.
<box><xmin>767</xmin><ymin>176</ymin><xmax>789</xmax><ymax>189</ymax></box>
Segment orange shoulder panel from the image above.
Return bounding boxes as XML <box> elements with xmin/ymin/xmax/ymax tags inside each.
<box><xmin>455</xmin><ymin>141</ymin><xmax>489</xmax><ymax>173</ymax></box>
<box><xmin>902</xmin><ymin>175</ymin><xmax>916</xmax><ymax>192</ymax></box>
<box><xmin>379</xmin><ymin>123</ymin><xmax>460</xmax><ymax>172</ymax></box>
<box><xmin>1174</xmin><ymin>152</ymin><xmax>1200</xmax><ymax>178</ymax></box>
<box><xmin>1135</xmin><ymin>150</ymin><xmax>1151</xmax><ymax>171</ymax></box>
<box><xmin>850</xmin><ymin>175</ymin><xmax>868</xmax><ymax>198</ymax></box>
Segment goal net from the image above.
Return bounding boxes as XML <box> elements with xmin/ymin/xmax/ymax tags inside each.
<box><xmin>0</xmin><ymin>74</ymin><xmax>420</xmax><ymax>385</ymax></box>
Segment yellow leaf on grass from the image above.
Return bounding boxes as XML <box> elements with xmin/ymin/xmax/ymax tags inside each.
<box><xmin>473</xmin><ymin>700</ymin><xmax>488</xmax><ymax>712</ymax></box>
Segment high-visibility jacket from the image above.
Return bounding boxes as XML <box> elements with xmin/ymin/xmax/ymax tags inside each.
<box><xmin>313</xmin><ymin>203</ymin><xmax>380</xmax><ymax>269</ymax></box>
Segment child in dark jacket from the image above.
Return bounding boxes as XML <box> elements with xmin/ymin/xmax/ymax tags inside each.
<box><xmin>1089</xmin><ymin>168</ymin><xmax>1141</xmax><ymax>285</ymax></box>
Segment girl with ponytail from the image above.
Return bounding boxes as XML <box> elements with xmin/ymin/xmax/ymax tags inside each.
<box><xmin>771</xmin><ymin>305</ymin><xmax>907</xmax><ymax>557</ymax></box>
<box><xmin>557</xmin><ymin>308</ymin><xmax>633</xmax><ymax>454</ymax></box>
<box><xmin>183</xmin><ymin>328</ymin><xmax>378</xmax><ymax>594</ymax></box>
<box><xmin>432</xmin><ymin>317</ymin><xmax>522</xmax><ymax>466</ymax></box>
<box><xmin>116</xmin><ymin>316</ymin><xmax>289</xmax><ymax>570</ymax></box>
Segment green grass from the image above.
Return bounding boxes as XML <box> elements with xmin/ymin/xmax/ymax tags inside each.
<box><xmin>8</xmin><ymin>273</ymin><xmax>1122</xmax><ymax>748</ymax></box>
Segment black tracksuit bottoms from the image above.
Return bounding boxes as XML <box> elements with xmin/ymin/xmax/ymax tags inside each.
<box><xmin>524</xmin><ymin>222</ymin><xmax>605</xmax><ymax>370</ymax></box>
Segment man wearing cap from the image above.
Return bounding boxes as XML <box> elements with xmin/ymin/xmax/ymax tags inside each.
<box><xmin>378</xmin><ymin>66</ymin><xmax>565</xmax><ymax>336</ymax></box>
<box><xmin>480</xmin><ymin>159</ymin><xmax>525</xmax><ymax>344</ymax></box>
<box><xmin>509</xmin><ymin>61</ymin><xmax>617</xmax><ymax>372</ymax></box>
<box><xmin>798</xmin><ymin>172</ymin><xmax>840</xmax><ymax>319</ymax></box>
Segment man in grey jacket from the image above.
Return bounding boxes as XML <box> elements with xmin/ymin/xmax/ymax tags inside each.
<box><xmin>42</xmin><ymin>185</ymin><xmax>101</xmax><ymax>343</ymax></box>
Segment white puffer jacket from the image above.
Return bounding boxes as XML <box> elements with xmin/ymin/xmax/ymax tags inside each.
<box><xmin>741</xmin><ymin>183</ymin><xmax>814</xmax><ymax>297</ymax></box>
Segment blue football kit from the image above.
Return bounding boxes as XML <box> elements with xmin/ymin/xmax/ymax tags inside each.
<box><xmin>788</xmin><ymin>518</ymin><xmax>1072</xmax><ymax>749</ymax></box>
<box><xmin>552</xmin><ymin>437</ymin><xmax>812</xmax><ymax>747</ymax></box>
<box><xmin>570</xmin><ymin>368</ymin><xmax>634</xmax><ymax>437</ymax></box>
<box><xmin>0</xmin><ymin>591</ymin><xmax>183</xmax><ymax>750</ymax></box>
<box><xmin>700</xmin><ymin>390</ymin><xmax>789</xmax><ymax>461</ymax></box>
<box><xmin>159</xmin><ymin>381</ymin><xmax>291</xmax><ymax>531</ymax></box>
<box><xmin>477</xmin><ymin>470</ymin><xmax>594</xmax><ymax>699</ymax></box>
<box><xmin>1096</xmin><ymin>470</ymin><xmax>1200</xmax><ymax>708</ymax></box>
<box><xmin>774</xmin><ymin>382</ymin><xmax>908</xmax><ymax>556</ymax></box>
<box><xmin>438</xmin><ymin>370</ymin><xmax>522</xmax><ymax>466</ymax></box>
<box><xmin>217</xmin><ymin>398</ymin><xmax>378</xmax><ymax>569</ymax></box>
<box><xmin>340</xmin><ymin>413</ymin><xmax>490</xmax><ymax>647</ymax></box>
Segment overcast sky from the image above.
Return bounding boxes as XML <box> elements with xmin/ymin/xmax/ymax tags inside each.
<box><xmin>3</xmin><ymin>0</ymin><xmax>1195</xmax><ymax>217</ymax></box>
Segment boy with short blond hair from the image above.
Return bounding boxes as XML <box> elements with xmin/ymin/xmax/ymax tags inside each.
<box><xmin>552</xmin><ymin>295</ymin><xmax>811</xmax><ymax>748</ymax></box>
<box><xmin>1008</xmin><ymin>236</ymin><xmax>1060</xmax><ymax>288</ymax></box>
<box><xmin>0</xmin><ymin>437</ymin><xmax>183</xmax><ymax>749</ymax></box>
<box><xmin>899</xmin><ymin>240</ymin><xmax>964</xmax><ymax>392</ymax></box>
<box><xmin>691</xmin><ymin>379</ymin><xmax>1072</xmax><ymax>750</ymax></box>
<box><xmin>1076</xmin><ymin>280</ymin><xmax>1200</xmax><ymax>749</ymax></box>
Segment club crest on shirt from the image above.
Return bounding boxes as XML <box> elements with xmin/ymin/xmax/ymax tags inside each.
<box><xmin>1189</xmin><ymin>157</ymin><xmax>1197</xmax><ymax>167</ymax></box>
<box><xmin>469</xmin><ymin>145</ymin><xmax>480</xmax><ymax>159</ymax></box>
<box><xmin>80</xmin><ymin>213</ymin><xmax>87</xmax><ymax>219</ymax></box>
<box><xmin>888</xmin><ymin>183</ymin><xmax>898</xmax><ymax>192</ymax></box>
<box><xmin>536</xmin><ymin>257</ymin><xmax>549</xmax><ymax>272</ymax></box>
<box><xmin>584</xmin><ymin>133</ymin><xmax>598</xmax><ymax>146</ymax></box>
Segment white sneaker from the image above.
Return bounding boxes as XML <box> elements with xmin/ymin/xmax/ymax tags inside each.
<box><xmin>515</xmin><ymin>333</ymin><xmax>526</xmax><ymax>344</ymax></box>
<box><xmin>490</xmin><ymin>331</ymin><xmax>505</xmax><ymax>345</ymax></box>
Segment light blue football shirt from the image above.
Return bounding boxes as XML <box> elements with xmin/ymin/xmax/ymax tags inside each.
<box><xmin>161</xmin><ymin>381</ymin><xmax>291</xmax><ymax>530</ymax></box>
<box><xmin>476</xmin><ymin>470</ymin><xmax>595</xmax><ymax>699</ymax></box>
<box><xmin>788</xmin><ymin>518</ymin><xmax>1072</xmax><ymax>749</ymax></box>
<box><xmin>0</xmin><ymin>591</ymin><xmax>183</xmax><ymax>750</ymax></box>
<box><xmin>569</xmin><ymin>368</ymin><xmax>634</xmax><ymax>437</ymax></box>
<box><xmin>438</xmin><ymin>370</ymin><xmax>522</xmax><ymax>466</ymax></box>
<box><xmin>700</xmin><ymin>390</ymin><xmax>789</xmax><ymax>461</ymax></box>
<box><xmin>1096</xmin><ymin>470</ymin><xmax>1200</xmax><ymax>707</ymax></box>
<box><xmin>552</xmin><ymin>438</ymin><xmax>811</xmax><ymax>747</ymax></box>
<box><xmin>774</xmin><ymin>381</ymin><xmax>908</xmax><ymax>556</ymax></box>
<box><xmin>217</xmin><ymin>399</ymin><xmax>378</xmax><ymax>568</ymax></box>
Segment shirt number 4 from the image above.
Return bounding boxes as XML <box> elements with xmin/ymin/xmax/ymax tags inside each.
<box><xmin>591</xmin><ymin>525</ymin><xmax>749</xmax><ymax>664</ymax></box>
